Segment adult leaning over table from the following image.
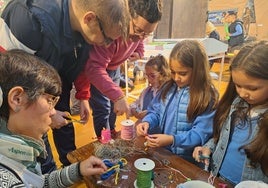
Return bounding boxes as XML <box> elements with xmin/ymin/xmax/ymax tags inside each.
<box><xmin>74</xmin><ymin>0</ymin><xmax>163</xmax><ymax>139</ymax></box>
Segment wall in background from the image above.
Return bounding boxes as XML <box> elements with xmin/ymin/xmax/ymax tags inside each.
<box><xmin>208</xmin><ymin>0</ymin><xmax>268</xmax><ymax>40</ymax></box>
<box><xmin>155</xmin><ymin>0</ymin><xmax>208</xmax><ymax>39</ymax></box>
<box><xmin>155</xmin><ymin>0</ymin><xmax>268</xmax><ymax>40</ymax></box>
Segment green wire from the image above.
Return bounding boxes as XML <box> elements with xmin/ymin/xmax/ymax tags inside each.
<box><xmin>136</xmin><ymin>170</ymin><xmax>153</xmax><ymax>188</ymax></box>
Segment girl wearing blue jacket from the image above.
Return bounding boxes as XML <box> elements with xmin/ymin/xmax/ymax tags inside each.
<box><xmin>136</xmin><ymin>40</ymin><xmax>218</xmax><ymax>163</ymax></box>
<box><xmin>193</xmin><ymin>41</ymin><xmax>268</xmax><ymax>185</ymax></box>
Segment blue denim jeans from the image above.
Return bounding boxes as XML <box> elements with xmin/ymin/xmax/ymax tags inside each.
<box><xmin>89</xmin><ymin>68</ymin><xmax>121</xmax><ymax>137</ymax></box>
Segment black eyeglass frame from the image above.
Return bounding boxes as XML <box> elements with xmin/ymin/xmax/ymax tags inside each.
<box><xmin>131</xmin><ymin>19</ymin><xmax>152</xmax><ymax>38</ymax></box>
<box><xmin>96</xmin><ymin>16</ymin><xmax>113</xmax><ymax>45</ymax></box>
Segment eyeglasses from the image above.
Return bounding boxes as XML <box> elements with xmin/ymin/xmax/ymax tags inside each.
<box><xmin>43</xmin><ymin>93</ymin><xmax>60</xmax><ymax>110</ymax></box>
<box><xmin>132</xmin><ymin>19</ymin><xmax>152</xmax><ymax>38</ymax></box>
<box><xmin>96</xmin><ymin>16</ymin><xmax>113</xmax><ymax>45</ymax></box>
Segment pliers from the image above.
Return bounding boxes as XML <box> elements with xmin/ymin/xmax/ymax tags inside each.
<box><xmin>64</xmin><ymin>112</ymin><xmax>86</xmax><ymax>124</ymax></box>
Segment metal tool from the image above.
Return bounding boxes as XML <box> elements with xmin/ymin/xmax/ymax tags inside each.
<box><xmin>64</xmin><ymin>112</ymin><xmax>86</xmax><ymax>124</ymax></box>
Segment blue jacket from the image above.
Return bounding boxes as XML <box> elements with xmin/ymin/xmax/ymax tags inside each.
<box><xmin>205</xmin><ymin>97</ymin><xmax>268</xmax><ymax>183</ymax></box>
<box><xmin>143</xmin><ymin>83</ymin><xmax>215</xmax><ymax>160</ymax></box>
<box><xmin>1</xmin><ymin>0</ymin><xmax>89</xmax><ymax>83</ymax></box>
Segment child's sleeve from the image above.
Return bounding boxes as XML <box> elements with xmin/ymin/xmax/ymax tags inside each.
<box><xmin>203</xmin><ymin>138</ymin><xmax>216</xmax><ymax>153</ymax></box>
<box><xmin>142</xmin><ymin>98</ymin><xmax>162</xmax><ymax>131</ymax></box>
<box><xmin>172</xmin><ymin>109</ymin><xmax>215</xmax><ymax>148</ymax></box>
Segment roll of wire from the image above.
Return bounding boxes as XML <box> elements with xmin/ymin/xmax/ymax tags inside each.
<box><xmin>134</xmin><ymin>158</ymin><xmax>155</xmax><ymax>188</ymax></box>
<box><xmin>120</xmin><ymin>119</ymin><xmax>135</xmax><ymax>140</ymax></box>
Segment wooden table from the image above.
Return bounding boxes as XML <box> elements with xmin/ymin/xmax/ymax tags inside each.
<box><xmin>67</xmin><ymin>137</ymin><xmax>234</xmax><ymax>188</ymax></box>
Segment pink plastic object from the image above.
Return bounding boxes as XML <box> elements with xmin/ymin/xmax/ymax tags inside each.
<box><xmin>218</xmin><ymin>183</ymin><xmax>227</xmax><ymax>188</ymax></box>
<box><xmin>101</xmin><ymin>129</ymin><xmax>111</xmax><ymax>144</ymax></box>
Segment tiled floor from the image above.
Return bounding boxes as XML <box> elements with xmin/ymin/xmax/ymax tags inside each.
<box><xmin>48</xmin><ymin>61</ymin><xmax>230</xmax><ymax>187</ymax></box>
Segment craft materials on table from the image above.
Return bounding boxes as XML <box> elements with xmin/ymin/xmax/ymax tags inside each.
<box><xmin>91</xmin><ymin>139</ymin><xmax>226</xmax><ymax>187</ymax></box>
<box><xmin>134</xmin><ymin>158</ymin><xmax>155</xmax><ymax>188</ymax></box>
<box><xmin>120</xmin><ymin>119</ymin><xmax>135</xmax><ymax>140</ymax></box>
<box><xmin>151</xmin><ymin>153</ymin><xmax>192</xmax><ymax>186</ymax></box>
<box><xmin>100</xmin><ymin>128</ymin><xmax>112</xmax><ymax>144</ymax></box>
<box><xmin>93</xmin><ymin>139</ymin><xmax>137</xmax><ymax>161</ymax></box>
<box><xmin>101</xmin><ymin>158</ymin><xmax>128</xmax><ymax>185</ymax></box>
<box><xmin>100</xmin><ymin>120</ymin><xmax>112</xmax><ymax>144</ymax></box>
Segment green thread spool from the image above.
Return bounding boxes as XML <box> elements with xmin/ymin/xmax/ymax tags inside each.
<box><xmin>134</xmin><ymin>158</ymin><xmax>155</xmax><ymax>188</ymax></box>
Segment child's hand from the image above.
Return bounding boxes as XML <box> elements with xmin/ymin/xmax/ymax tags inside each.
<box><xmin>136</xmin><ymin>122</ymin><xmax>149</xmax><ymax>136</ymax></box>
<box><xmin>145</xmin><ymin>134</ymin><xmax>173</xmax><ymax>147</ymax></box>
<box><xmin>79</xmin><ymin>156</ymin><xmax>107</xmax><ymax>177</ymax></box>
<box><xmin>192</xmin><ymin>146</ymin><xmax>211</xmax><ymax>166</ymax></box>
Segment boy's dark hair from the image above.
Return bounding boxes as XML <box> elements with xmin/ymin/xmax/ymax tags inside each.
<box><xmin>129</xmin><ymin>0</ymin><xmax>163</xmax><ymax>23</ymax></box>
